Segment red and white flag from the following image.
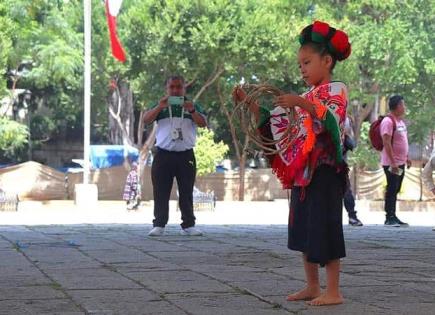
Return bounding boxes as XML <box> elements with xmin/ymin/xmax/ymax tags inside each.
<box><xmin>105</xmin><ymin>0</ymin><xmax>126</xmax><ymax>62</ymax></box>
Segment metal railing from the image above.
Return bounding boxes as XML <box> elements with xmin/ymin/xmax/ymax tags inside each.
<box><xmin>0</xmin><ymin>189</ymin><xmax>18</xmax><ymax>212</ymax></box>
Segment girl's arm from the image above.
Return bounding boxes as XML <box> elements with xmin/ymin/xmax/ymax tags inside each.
<box><xmin>274</xmin><ymin>94</ymin><xmax>317</xmax><ymax>118</ymax></box>
<box><xmin>382</xmin><ymin>133</ymin><xmax>398</xmax><ymax>170</ymax></box>
<box><xmin>233</xmin><ymin>87</ymin><xmax>260</xmax><ymax>122</ymax></box>
<box><xmin>275</xmin><ymin>82</ymin><xmax>348</xmax><ymax>124</ymax></box>
<box><xmin>275</xmin><ymin>85</ymin><xmax>347</xmax><ymax>163</ymax></box>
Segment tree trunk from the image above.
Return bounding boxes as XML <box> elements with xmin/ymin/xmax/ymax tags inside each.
<box><xmin>239</xmin><ymin>154</ymin><xmax>246</xmax><ymax>201</ymax></box>
<box><xmin>350</xmin><ymin>99</ymin><xmax>374</xmax><ymax>199</ymax></box>
<box><xmin>353</xmin><ymin>167</ymin><xmax>358</xmax><ymax>200</ymax></box>
<box><xmin>238</xmin><ymin>136</ymin><xmax>250</xmax><ymax>201</ymax></box>
<box><xmin>217</xmin><ymin>82</ymin><xmax>247</xmax><ymax>200</ymax></box>
<box><xmin>137</xmin><ymin>110</ymin><xmax>146</xmax><ymax>146</ymax></box>
<box><xmin>120</xmin><ymin>82</ymin><xmax>134</xmax><ymax>140</ymax></box>
<box><xmin>193</xmin><ymin>65</ymin><xmax>225</xmax><ymax>102</ymax></box>
<box><xmin>352</xmin><ymin>101</ymin><xmax>374</xmax><ymax>144</ymax></box>
<box><xmin>3</xmin><ymin>75</ymin><xmax>18</xmax><ymax>118</ymax></box>
<box><xmin>216</xmin><ymin>82</ymin><xmax>251</xmax><ymax>201</ymax></box>
<box><xmin>137</xmin><ymin>123</ymin><xmax>157</xmax><ymax>199</ymax></box>
<box><xmin>419</xmin><ymin>145</ymin><xmax>423</xmax><ymax>201</ymax></box>
<box><xmin>217</xmin><ymin>84</ymin><xmax>241</xmax><ymax>158</ymax></box>
<box><xmin>108</xmin><ymin>80</ymin><xmax>134</xmax><ymax>146</ymax></box>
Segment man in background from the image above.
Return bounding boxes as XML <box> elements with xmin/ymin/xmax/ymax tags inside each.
<box><xmin>380</xmin><ymin>95</ymin><xmax>411</xmax><ymax>227</ymax></box>
<box><xmin>343</xmin><ymin>115</ymin><xmax>363</xmax><ymax>226</ymax></box>
<box><xmin>143</xmin><ymin>75</ymin><xmax>207</xmax><ymax>236</ymax></box>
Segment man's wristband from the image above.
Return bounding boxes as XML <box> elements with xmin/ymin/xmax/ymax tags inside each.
<box><xmin>188</xmin><ymin>108</ymin><xmax>196</xmax><ymax>114</ymax></box>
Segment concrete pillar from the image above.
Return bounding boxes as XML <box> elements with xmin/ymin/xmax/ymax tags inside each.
<box><xmin>74</xmin><ymin>183</ymin><xmax>98</xmax><ymax>207</ymax></box>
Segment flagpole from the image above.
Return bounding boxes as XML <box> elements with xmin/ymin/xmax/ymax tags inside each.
<box><xmin>83</xmin><ymin>0</ymin><xmax>91</xmax><ymax>184</ymax></box>
<box><xmin>74</xmin><ymin>0</ymin><xmax>98</xmax><ymax>206</ymax></box>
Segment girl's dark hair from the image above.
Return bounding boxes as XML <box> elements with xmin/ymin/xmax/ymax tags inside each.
<box><xmin>165</xmin><ymin>75</ymin><xmax>185</xmax><ymax>85</ymax></box>
<box><xmin>299</xmin><ymin>21</ymin><xmax>351</xmax><ymax>72</ymax></box>
<box><xmin>388</xmin><ymin>95</ymin><xmax>404</xmax><ymax>110</ymax></box>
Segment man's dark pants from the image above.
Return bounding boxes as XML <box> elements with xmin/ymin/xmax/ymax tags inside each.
<box><xmin>383</xmin><ymin>165</ymin><xmax>405</xmax><ymax>218</ymax></box>
<box><xmin>343</xmin><ymin>187</ymin><xmax>357</xmax><ymax>218</ymax></box>
<box><xmin>151</xmin><ymin>148</ymin><xmax>196</xmax><ymax>229</ymax></box>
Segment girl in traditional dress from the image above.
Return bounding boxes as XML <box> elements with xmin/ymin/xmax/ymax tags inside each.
<box><xmin>123</xmin><ymin>161</ymin><xmax>140</xmax><ymax>210</ymax></box>
<box><xmin>234</xmin><ymin>21</ymin><xmax>352</xmax><ymax>306</ymax></box>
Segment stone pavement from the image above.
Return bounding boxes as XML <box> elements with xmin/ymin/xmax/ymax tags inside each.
<box><xmin>1</xmin><ymin>220</ymin><xmax>435</xmax><ymax>314</ymax></box>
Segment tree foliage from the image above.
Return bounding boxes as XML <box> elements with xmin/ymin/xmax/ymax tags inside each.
<box><xmin>1</xmin><ymin>0</ymin><xmax>85</xmax><ymax>142</ymax></box>
<box><xmin>0</xmin><ymin>117</ymin><xmax>28</xmax><ymax>162</ymax></box>
<box><xmin>194</xmin><ymin>128</ymin><xmax>229</xmax><ymax>176</ymax></box>
<box><xmin>347</xmin><ymin>122</ymin><xmax>380</xmax><ymax>170</ymax></box>
<box><xmin>0</xmin><ymin>2</ymin><xmax>14</xmax><ymax>97</ymax></box>
<box><xmin>0</xmin><ymin>0</ymin><xmax>433</xmax><ymax>172</ymax></box>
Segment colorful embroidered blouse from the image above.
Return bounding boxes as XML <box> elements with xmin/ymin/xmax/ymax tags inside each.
<box><xmin>123</xmin><ymin>169</ymin><xmax>139</xmax><ymax>201</ymax></box>
<box><xmin>258</xmin><ymin>81</ymin><xmax>348</xmax><ymax>189</ymax></box>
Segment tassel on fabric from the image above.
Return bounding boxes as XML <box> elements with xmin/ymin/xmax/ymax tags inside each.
<box><xmin>302</xmin><ymin>116</ymin><xmax>316</xmax><ymax>155</ymax></box>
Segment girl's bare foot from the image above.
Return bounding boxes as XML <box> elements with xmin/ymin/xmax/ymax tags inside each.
<box><xmin>306</xmin><ymin>293</ymin><xmax>343</xmax><ymax>306</ymax></box>
<box><xmin>287</xmin><ymin>287</ymin><xmax>321</xmax><ymax>301</ymax></box>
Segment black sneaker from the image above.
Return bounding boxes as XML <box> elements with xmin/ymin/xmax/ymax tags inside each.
<box><xmin>393</xmin><ymin>216</ymin><xmax>409</xmax><ymax>226</ymax></box>
<box><xmin>349</xmin><ymin>217</ymin><xmax>363</xmax><ymax>226</ymax></box>
<box><xmin>384</xmin><ymin>217</ymin><xmax>400</xmax><ymax>227</ymax></box>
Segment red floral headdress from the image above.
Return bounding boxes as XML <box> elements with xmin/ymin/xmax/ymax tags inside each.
<box><xmin>299</xmin><ymin>21</ymin><xmax>351</xmax><ymax>61</ymax></box>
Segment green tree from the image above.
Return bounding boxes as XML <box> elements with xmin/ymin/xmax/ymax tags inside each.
<box><xmin>194</xmin><ymin>128</ymin><xmax>229</xmax><ymax>176</ymax></box>
<box><xmin>0</xmin><ymin>2</ymin><xmax>14</xmax><ymax>98</ymax></box>
<box><xmin>1</xmin><ymin>0</ymin><xmax>434</xmax><ymax>198</ymax></box>
<box><xmin>347</xmin><ymin>122</ymin><xmax>380</xmax><ymax>170</ymax></box>
<box><xmin>338</xmin><ymin>1</ymin><xmax>433</xmax><ymax>143</ymax></box>
<box><xmin>1</xmin><ymin>0</ymin><xmax>85</xmax><ymax>146</ymax></box>
<box><xmin>307</xmin><ymin>0</ymin><xmax>434</xmax><ymax>169</ymax></box>
<box><xmin>123</xmin><ymin>0</ymin><xmax>295</xmax><ymax>199</ymax></box>
<box><xmin>0</xmin><ymin>117</ymin><xmax>28</xmax><ymax>162</ymax></box>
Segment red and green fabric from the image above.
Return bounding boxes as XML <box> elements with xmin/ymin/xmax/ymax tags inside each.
<box><xmin>299</xmin><ymin>20</ymin><xmax>351</xmax><ymax>61</ymax></box>
<box><xmin>257</xmin><ymin>81</ymin><xmax>348</xmax><ymax>189</ymax></box>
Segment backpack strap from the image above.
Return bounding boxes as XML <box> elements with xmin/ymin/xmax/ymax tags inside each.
<box><xmin>386</xmin><ymin>114</ymin><xmax>397</xmax><ymax>143</ymax></box>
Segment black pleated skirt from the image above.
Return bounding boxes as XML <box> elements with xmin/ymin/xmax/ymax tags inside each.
<box><xmin>288</xmin><ymin>165</ymin><xmax>346</xmax><ymax>266</ymax></box>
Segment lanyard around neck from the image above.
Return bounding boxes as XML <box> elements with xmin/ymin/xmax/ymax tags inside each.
<box><xmin>168</xmin><ymin>105</ymin><xmax>185</xmax><ymax>120</ymax></box>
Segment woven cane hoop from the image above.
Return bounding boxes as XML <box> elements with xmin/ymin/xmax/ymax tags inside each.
<box><xmin>232</xmin><ymin>84</ymin><xmax>299</xmax><ymax>155</ymax></box>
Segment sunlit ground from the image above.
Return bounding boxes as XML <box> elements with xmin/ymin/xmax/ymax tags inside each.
<box><xmin>1</xmin><ymin>200</ymin><xmax>433</xmax><ymax>227</ymax></box>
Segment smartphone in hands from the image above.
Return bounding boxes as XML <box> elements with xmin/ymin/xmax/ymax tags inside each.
<box><xmin>168</xmin><ymin>96</ymin><xmax>185</xmax><ymax>106</ymax></box>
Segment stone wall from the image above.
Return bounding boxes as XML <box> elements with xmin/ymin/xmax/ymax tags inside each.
<box><xmin>66</xmin><ymin>166</ymin><xmax>435</xmax><ymax>202</ymax></box>
<box><xmin>32</xmin><ymin>141</ymin><xmax>83</xmax><ymax>168</ymax></box>
<box><xmin>66</xmin><ymin>167</ymin><xmax>284</xmax><ymax>201</ymax></box>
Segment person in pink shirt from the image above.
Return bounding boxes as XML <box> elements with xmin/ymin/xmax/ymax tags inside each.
<box><xmin>381</xmin><ymin>95</ymin><xmax>412</xmax><ymax>226</ymax></box>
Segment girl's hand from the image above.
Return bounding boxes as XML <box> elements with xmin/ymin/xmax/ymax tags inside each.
<box><xmin>233</xmin><ymin>86</ymin><xmax>259</xmax><ymax>120</ymax></box>
<box><xmin>274</xmin><ymin>94</ymin><xmax>303</xmax><ymax>108</ymax></box>
<box><xmin>232</xmin><ymin>86</ymin><xmax>247</xmax><ymax>103</ymax></box>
